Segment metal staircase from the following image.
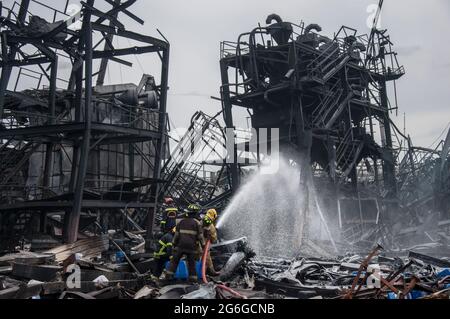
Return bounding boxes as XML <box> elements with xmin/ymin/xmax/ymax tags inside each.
<box><xmin>0</xmin><ymin>140</ymin><xmax>42</xmax><ymax>184</ymax></box>
<box><xmin>336</xmin><ymin>129</ymin><xmax>365</xmax><ymax>179</ymax></box>
<box><xmin>312</xmin><ymin>85</ymin><xmax>354</xmax><ymax>129</ymax></box>
<box><xmin>312</xmin><ymin>80</ymin><xmax>343</xmax><ymax>127</ymax></box>
<box><xmin>158</xmin><ymin>111</ymin><xmax>225</xmax><ymax>200</ymax></box>
<box><xmin>306</xmin><ymin>41</ymin><xmax>350</xmax><ymax>84</ymax></box>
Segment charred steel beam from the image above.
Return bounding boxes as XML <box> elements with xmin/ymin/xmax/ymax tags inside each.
<box><xmin>408</xmin><ymin>251</ymin><xmax>450</xmax><ymax>268</ymax></box>
<box><xmin>104</xmin><ymin>0</ymin><xmax>144</xmax><ymax>25</ymax></box>
<box><xmin>43</xmin><ymin>57</ymin><xmax>58</xmax><ymax>189</ymax></box>
<box><xmin>220</xmin><ymin>59</ymin><xmax>239</xmax><ymax>192</ymax></box>
<box><xmin>93</xmin><ymin>0</ymin><xmax>136</xmax><ymax>25</ymax></box>
<box><xmin>83</xmin><ymin>1</ymin><xmax>124</xmax><ymax>30</ymax></box>
<box><xmin>0</xmin><ymin>123</ymin><xmax>162</xmax><ymax>140</ymax></box>
<box><xmin>64</xmin><ymin>2</ymin><xmax>94</xmax><ymax>243</ymax></box>
<box><xmin>0</xmin><ymin>200</ymin><xmax>156</xmax><ymax>210</ymax></box>
<box><xmin>96</xmin><ymin>0</ymin><xmax>120</xmax><ymax>86</ymax></box>
<box><xmin>0</xmin><ymin>56</ymin><xmax>51</xmax><ymax>67</ymax></box>
<box><xmin>91</xmin><ymin>23</ymin><xmax>168</xmax><ymax>49</ymax></box>
<box><xmin>5</xmin><ymin>35</ymin><xmax>66</xmax><ymax>51</ymax></box>
<box><xmin>146</xmin><ymin>46</ymin><xmax>169</xmax><ymax>239</ymax></box>
<box><xmin>92</xmin><ymin>46</ymin><xmax>160</xmax><ymax>59</ymax></box>
<box><xmin>379</xmin><ymin>80</ymin><xmax>397</xmax><ymax>198</ymax></box>
<box><xmin>0</xmin><ymin>0</ymin><xmax>30</xmax><ymax>118</ymax></box>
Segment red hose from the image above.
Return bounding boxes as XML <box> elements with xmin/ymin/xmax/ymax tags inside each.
<box><xmin>216</xmin><ymin>283</ymin><xmax>247</xmax><ymax>299</ymax></box>
<box><xmin>201</xmin><ymin>240</ymin><xmax>210</xmax><ymax>284</ymax></box>
<box><xmin>201</xmin><ymin>239</ymin><xmax>246</xmax><ymax>299</ymax></box>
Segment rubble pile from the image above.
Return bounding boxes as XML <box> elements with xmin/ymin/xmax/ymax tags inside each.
<box><xmin>1</xmin><ymin>234</ymin><xmax>449</xmax><ymax>299</ymax></box>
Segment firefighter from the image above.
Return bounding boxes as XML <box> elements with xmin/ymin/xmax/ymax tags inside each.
<box><xmin>153</xmin><ymin>227</ymin><xmax>175</xmax><ymax>276</ymax></box>
<box><xmin>201</xmin><ymin>208</ymin><xmax>220</xmax><ymax>276</ymax></box>
<box><xmin>166</xmin><ymin>204</ymin><xmax>204</xmax><ymax>282</ymax></box>
<box><xmin>160</xmin><ymin>207</ymin><xmax>178</xmax><ymax>233</ymax></box>
<box><xmin>163</xmin><ymin>197</ymin><xmax>175</xmax><ymax>207</ymax></box>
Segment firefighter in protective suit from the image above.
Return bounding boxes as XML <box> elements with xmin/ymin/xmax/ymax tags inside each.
<box><xmin>166</xmin><ymin>204</ymin><xmax>204</xmax><ymax>282</ymax></box>
<box><xmin>160</xmin><ymin>207</ymin><xmax>178</xmax><ymax>233</ymax></box>
<box><xmin>152</xmin><ymin>227</ymin><xmax>175</xmax><ymax>277</ymax></box>
<box><xmin>200</xmin><ymin>208</ymin><xmax>220</xmax><ymax>276</ymax></box>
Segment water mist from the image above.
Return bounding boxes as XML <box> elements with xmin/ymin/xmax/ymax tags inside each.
<box><xmin>217</xmin><ymin>155</ymin><xmax>337</xmax><ymax>258</ymax></box>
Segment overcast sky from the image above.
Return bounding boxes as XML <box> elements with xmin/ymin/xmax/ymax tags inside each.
<box><xmin>7</xmin><ymin>0</ymin><xmax>450</xmax><ymax>148</ymax></box>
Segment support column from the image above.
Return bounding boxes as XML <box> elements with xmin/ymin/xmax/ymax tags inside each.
<box><xmin>146</xmin><ymin>46</ymin><xmax>170</xmax><ymax>239</ymax></box>
<box><xmin>379</xmin><ymin>80</ymin><xmax>397</xmax><ymax>198</ymax></box>
<box><xmin>43</xmin><ymin>57</ymin><xmax>58</xmax><ymax>188</ymax></box>
<box><xmin>64</xmin><ymin>16</ymin><xmax>93</xmax><ymax>243</ymax></box>
<box><xmin>220</xmin><ymin>59</ymin><xmax>239</xmax><ymax>192</ymax></box>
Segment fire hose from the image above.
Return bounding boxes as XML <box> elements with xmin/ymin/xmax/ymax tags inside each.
<box><xmin>201</xmin><ymin>240</ymin><xmax>247</xmax><ymax>299</ymax></box>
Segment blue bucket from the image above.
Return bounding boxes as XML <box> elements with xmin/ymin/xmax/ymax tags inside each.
<box><xmin>115</xmin><ymin>251</ymin><xmax>125</xmax><ymax>263</ymax></box>
<box><xmin>165</xmin><ymin>260</ymin><xmax>203</xmax><ymax>279</ymax></box>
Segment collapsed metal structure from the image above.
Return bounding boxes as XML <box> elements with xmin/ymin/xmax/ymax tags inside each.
<box><xmin>0</xmin><ymin>0</ymin><xmax>169</xmax><ymax>248</ymax></box>
<box><xmin>220</xmin><ymin>13</ymin><xmax>403</xmax><ymax>191</ymax></box>
<box><xmin>219</xmin><ymin>13</ymin><xmax>449</xmax><ymax>245</ymax></box>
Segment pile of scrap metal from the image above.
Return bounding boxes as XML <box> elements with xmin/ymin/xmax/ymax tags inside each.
<box><xmin>0</xmin><ymin>235</ymin><xmax>259</xmax><ymax>299</ymax></box>
<box><xmin>246</xmin><ymin>245</ymin><xmax>450</xmax><ymax>299</ymax></box>
<box><xmin>0</xmin><ymin>232</ymin><xmax>153</xmax><ymax>299</ymax></box>
<box><xmin>1</xmin><ymin>233</ymin><xmax>450</xmax><ymax>299</ymax></box>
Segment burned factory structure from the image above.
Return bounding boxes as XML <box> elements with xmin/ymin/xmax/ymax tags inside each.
<box><xmin>0</xmin><ymin>0</ymin><xmax>169</xmax><ymax>248</ymax></box>
<box><xmin>219</xmin><ymin>14</ymin><xmax>449</xmax><ymax>249</ymax></box>
<box><xmin>0</xmin><ymin>0</ymin><xmax>449</xmax><ymax>300</ymax></box>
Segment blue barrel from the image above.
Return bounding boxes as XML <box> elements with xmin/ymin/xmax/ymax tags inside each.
<box><xmin>165</xmin><ymin>259</ymin><xmax>203</xmax><ymax>279</ymax></box>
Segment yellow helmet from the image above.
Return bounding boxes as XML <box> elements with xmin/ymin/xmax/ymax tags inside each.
<box><xmin>187</xmin><ymin>204</ymin><xmax>200</xmax><ymax>212</ymax></box>
<box><xmin>206</xmin><ymin>208</ymin><xmax>218</xmax><ymax>221</ymax></box>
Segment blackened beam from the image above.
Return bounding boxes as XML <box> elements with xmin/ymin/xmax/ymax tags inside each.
<box><xmin>80</xmin><ymin>0</ymin><xmax>125</xmax><ymax>30</ymax></box>
<box><xmin>146</xmin><ymin>46</ymin><xmax>169</xmax><ymax>239</ymax></box>
<box><xmin>0</xmin><ymin>200</ymin><xmax>156</xmax><ymax>211</ymax></box>
<box><xmin>92</xmin><ymin>46</ymin><xmax>161</xmax><ymax>59</ymax></box>
<box><xmin>6</xmin><ymin>35</ymin><xmax>66</xmax><ymax>51</ymax></box>
<box><xmin>104</xmin><ymin>0</ymin><xmax>144</xmax><ymax>25</ymax></box>
<box><xmin>92</xmin><ymin>135</ymin><xmax>160</xmax><ymax>146</ymax></box>
<box><xmin>408</xmin><ymin>251</ymin><xmax>450</xmax><ymax>268</ymax></box>
<box><xmin>93</xmin><ymin>0</ymin><xmax>136</xmax><ymax>25</ymax></box>
<box><xmin>0</xmin><ymin>56</ymin><xmax>50</xmax><ymax>67</ymax></box>
<box><xmin>92</xmin><ymin>23</ymin><xmax>168</xmax><ymax>48</ymax></box>
<box><xmin>0</xmin><ymin>123</ymin><xmax>162</xmax><ymax>140</ymax></box>
<box><xmin>96</xmin><ymin>0</ymin><xmax>120</xmax><ymax>86</ymax></box>
<box><xmin>0</xmin><ymin>134</ymin><xmax>159</xmax><ymax>146</ymax></box>
<box><xmin>108</xmin><ymin>56</ymin><xmax>132</xmax><ymax>67</ymax></box>
<box><xmin>65</xmin><ymin>17</ymin><xmax>94</xmax><ymax>243</ymax></box>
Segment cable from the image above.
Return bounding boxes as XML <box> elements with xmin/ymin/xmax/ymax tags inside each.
<box><xmin>428</xmin><ymin>121</ymin><xmax>450</xmax><ymax>149</ymax></box>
